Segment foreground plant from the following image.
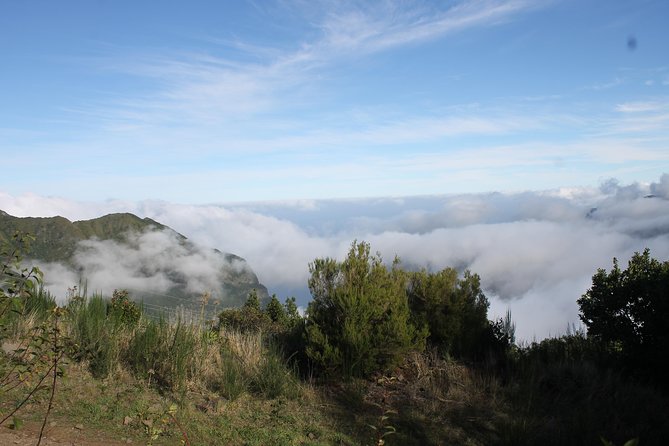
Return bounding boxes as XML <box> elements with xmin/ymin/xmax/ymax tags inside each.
<box><xmin>0</xmin><ymin>232</ymin><xmax>65</xmax><ymax>446</ymax></box>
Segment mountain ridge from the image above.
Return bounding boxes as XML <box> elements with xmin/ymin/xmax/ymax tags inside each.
<box><xmin>0</xmin><ymin>210</ymin><xmax>269</xmax><ymax>313</ymax></box>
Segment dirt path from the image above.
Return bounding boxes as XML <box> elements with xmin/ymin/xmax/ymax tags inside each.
<box><xmin>0</xmin><ymin>421</ymin><xmax>136</xmax><ymax>446</ymax></box>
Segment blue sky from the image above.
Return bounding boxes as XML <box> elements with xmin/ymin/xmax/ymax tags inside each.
<box><xmin>2</xmin><ymin>0</ymin><xmax>668</xmax><ymax>203</ymax></box>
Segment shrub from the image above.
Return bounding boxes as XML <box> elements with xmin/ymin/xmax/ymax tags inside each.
<box><xmin>407</xmin><ymin>268</ymin><xmax>510</xmax><ymax>362</ymax></box>
<box><xmin>305</xmin><ymin>241</ymin><xmax>424</xmax><ymax>378</ymax></box>
<box><xmin>578</xmin><ymin>249</ymin><xmax>669</xmax><ymax>380</ymax></box>
<box><xmin>218</xmin><ymin>290</ymin><xmax>271</xmax><ymax>333</ymax></box>
<box><xmin>108</xmin><ymin>289</ymin><xmax>141</xmax><ymax>326</ymax></box>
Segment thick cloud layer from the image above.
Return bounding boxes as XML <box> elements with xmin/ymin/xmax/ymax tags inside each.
<box><xmin>3</xmin><ymin>174</ymin><xmax>669</xmax><ymax>341</ymax></box>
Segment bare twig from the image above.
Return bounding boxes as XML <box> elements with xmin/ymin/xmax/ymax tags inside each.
<box><xmin>37</xmin><ymin>312</ymin><xmax>61</xmax><ymax>445</ymax></box>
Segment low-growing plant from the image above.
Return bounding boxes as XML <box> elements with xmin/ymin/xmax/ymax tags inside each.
<box><xmin>215</xmin><ymin>348</ymin><xmax>248</xmax><ymax>401</ymax></box>
<box><xmin>250</xmin><ymin>345</ymin><xmax>301</xmax><ymax>399</ymax></box>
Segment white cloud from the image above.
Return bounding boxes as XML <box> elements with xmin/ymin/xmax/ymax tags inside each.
<box><xmin>615</xmin><ymin>101</ymin><xmax>663</xmax><ymax>113</ymax></box>
<box><xmin>313</xmin><ymin>0</ymin><xmax>542</xmax><ymax>56</ymax></box>
<box><xmin>4</xmin><ymin>174</ymin><xmax>669</xmax><ymax>341</ymax></box>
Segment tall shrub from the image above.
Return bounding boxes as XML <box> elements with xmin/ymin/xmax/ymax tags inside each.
<box><xmin>407</xmin><ymin>268</ymin><xmax>492</xmax><ymax>359</ymax></box>
<box><xmin>305</xmin><ymin>241</ymin><xmax>424</xmax><ymax>378</ymax></box>
<box><xmin>578</xmin><ymin>249</ymin><xmax>669</xmax><ymax>379</ymax></box>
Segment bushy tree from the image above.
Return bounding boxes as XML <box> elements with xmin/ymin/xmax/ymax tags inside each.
<box><xmin>407</xmin><ymin>268</ymin><xmax>491</xmax><ymax>358</ymax></box>
<box><xmin>283</xmin><ymin>296</ymin><xmax>301</xmax><ymax>328</ymax></box>
<box><xmin>578</xmin><ymin>249</ymin><xmax>669</xmax><ymax>375</ymax></box>
<box><xmin>305</xmin><ymin>241</ymin><xmax>424</xmax><ymax>378</ymax></box>
<box><xmin>265</xmin><ymin>294</ymin><xmax>287</xmax><ymax>325</ymax></box>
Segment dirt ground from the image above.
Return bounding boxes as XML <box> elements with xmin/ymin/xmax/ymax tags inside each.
<box><xmin>0</xmin><ymin>421</ymin><xmax>135</xmax><ymax>446</ymax></box>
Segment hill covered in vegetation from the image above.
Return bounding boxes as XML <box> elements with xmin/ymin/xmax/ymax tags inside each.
<box><xmin>0</xmin><ymin>210</ymin><xmax>269</xmax><ymax>313</ymax></box>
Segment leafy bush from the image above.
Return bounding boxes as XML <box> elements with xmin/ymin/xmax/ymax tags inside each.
<box><xmin>108</xmin><ymin>289</ymin><xmax>141</xmax><ymax>326</ymax></box>
<box><xmin>305</xmin><ymin>241</ymin><xmax>424</xmax><ymax>378</ymax></box>
<box><xmin>578</xmin><ymin>249</ymin><xmax>669</xmax><ymax>379</ymax></box>
<box><xmin>218</xmin><ymin>289</ymin><xmax>271</xmax><ymax>333</ymax></box>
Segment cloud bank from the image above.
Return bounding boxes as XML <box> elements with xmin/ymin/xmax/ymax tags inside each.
<box><xmin>3</xmin><ymin>174</ymin><xmax>669</xmax><ymax>341</ymax></box>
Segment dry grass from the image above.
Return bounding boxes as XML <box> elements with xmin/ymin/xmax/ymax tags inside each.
<box><xmin>219</xmin><ymin>329</ymin><xmax>263</xmax><ymax>371</ymax></box>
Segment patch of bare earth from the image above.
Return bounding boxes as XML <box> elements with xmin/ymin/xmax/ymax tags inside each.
<box><xmin>0</xmin><ymin>420</ymin><xmax>134</xmax><ymax>445</ymax></box>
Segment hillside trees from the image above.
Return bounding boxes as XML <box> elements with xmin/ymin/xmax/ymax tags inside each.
<box><xmin>305</xmin><ymin>241</ymin><xmax>425</xmax><ymax>378</ymax></box>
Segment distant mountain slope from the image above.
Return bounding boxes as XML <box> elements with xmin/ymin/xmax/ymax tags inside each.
<box><xmin>0</xmin><ymin>210</ymin><xmax>269</xmax><ymax>314</ymax></box>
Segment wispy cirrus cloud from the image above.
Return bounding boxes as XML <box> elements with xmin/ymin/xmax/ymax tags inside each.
<box><xmin>80</xmin><ymin>0</ymin><xmax>546</xmax><ymax>127</ymax></box>
<box><xmin>311</xmin><ymin>0</ymin><xmax>543</xmax><ymax>56</ymax></box>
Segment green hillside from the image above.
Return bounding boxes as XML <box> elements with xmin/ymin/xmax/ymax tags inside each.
<box><xmin>0</xmin><ymin>210</ymin><xmax>269</xmax><ymax>312</ymax></box>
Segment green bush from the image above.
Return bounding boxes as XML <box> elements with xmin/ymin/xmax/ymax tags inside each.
<box><xmin>578</xmin><ymin>249</ymin><xmax>669</xmax><ymax>380</ymax></box>
<box><xmin>107</xmin><ymin>289</ymin><xmax>141</xmax><ymax>326</ymax></box>
<box><xmin>305</xmin><ymin>241</ymin><xmax>424</xmax><ymax>378</ymax></box>
<box><xmin>218</xmin><ymin>290</ymin><xmax>272</xmax><ymax>333</ymax></box>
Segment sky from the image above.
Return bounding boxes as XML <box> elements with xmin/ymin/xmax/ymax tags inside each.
<box><xmin>2</xmin><ymin>0</ymin><xmax>669</xmax><ymax>340</ymax></box>
<box><xmin>1</xmin><ymin>0</ymin><xmax>668</xmax><ymax>201</ymax></box>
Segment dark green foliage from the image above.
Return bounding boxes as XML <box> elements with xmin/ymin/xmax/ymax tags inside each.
<box><xmin>305</xmin><ymin>241</ymin><xmax>424</xmax><ymax>378</ymax></box>
<box><xmin>218</xmin><ymin>290</ymin><xmax>272</xmax><ymax>333</ymax></box>
<box><xmin>217</xmin><ymin>290</ymin><xmax>306</xmax><ymax>337</ymax></box>
<box><xmin>265</xmin><ymin>294</ymin><xmax>287</xmax><ymax>325</ymax></box>
<box><xmin>244</xmin><ymin>289</ymin><xmax>262</xmax><ymax>312</ymax></box>
<box><xmin>108</xmin><ymin>289</ymin><xmax>141</xmax><ymax>326</ymax></box>
<box><xmin>578</xmin><ymin>249</ymin><xmax>669</xmax><ymax>378</ymax></box>
<box><xmin>502</xmin><ymin>333</ymin><xmax>669</xmax><ymax>445</ymax></box>
<box><xmin>406</xmin><ymin>268</ymin><xmax>494</xmax><ymax>359</ymax></box>
<box><xmin>283</xmin><ymin>297</ymin><xmax>301</xmax><ymax>326</ymax></box>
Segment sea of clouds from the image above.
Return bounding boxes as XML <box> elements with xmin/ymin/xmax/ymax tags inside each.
<box><xmin>2</xmin><ymin>174</ymin><xmax>668</xmax><ymax>341</ymax></box>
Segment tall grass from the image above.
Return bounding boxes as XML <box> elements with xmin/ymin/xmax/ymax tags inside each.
<box><xmin>2</xmin><ymin>285</ymin><xmax>56</xmax><ymax>338</ymax></box>
<box><xmin>66</xmin><ymin>294</ymin><xmax>126</xmax><ymax>378</ymax></box>
<box><xmin>60</xmin><ymin>292</ymin><xmax>303</xmax><ymax>401</ymax></box>
<box><xmin>126</xmin><ymin>317</ymin><xmax>201</xmax><ymax>391</ymax></box>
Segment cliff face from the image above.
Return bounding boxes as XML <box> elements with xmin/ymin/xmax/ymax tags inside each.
<box><xmin>0</xmin><ymin>211</ymin><xmax>269</xmax><ymax>312</ymax></box>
